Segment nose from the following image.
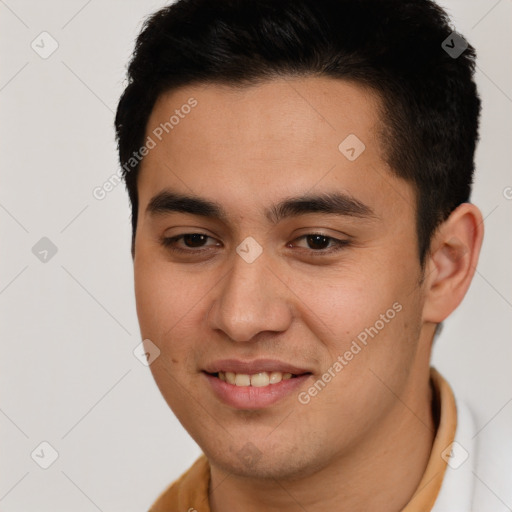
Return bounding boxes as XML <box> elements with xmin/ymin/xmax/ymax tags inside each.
<box><xmin>207</xmin><ymin>253</ymin><xmax>293</xmax><ymax>342</ymax></box>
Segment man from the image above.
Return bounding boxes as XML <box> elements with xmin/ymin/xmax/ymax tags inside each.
<box><xmin>114</xmin><ymin>0</ymin><xmax>509</xmax><ymax>510</ymax></box>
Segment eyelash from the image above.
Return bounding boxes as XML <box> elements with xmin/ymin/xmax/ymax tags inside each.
<box><xmin>161</xmin><ymin>233</ymin><xmax>350</xmax><ymax>256</ymax></box>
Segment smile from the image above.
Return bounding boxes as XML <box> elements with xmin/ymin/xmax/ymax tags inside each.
<box><xmin>203</xmin><ymin>371</ymin><xmax>312</xmax><ymax>410</ymax></box>
<box><xmin>216</xmin><ymin>370</ymin><xmax>295</xmax><ymax>387</ymax></box>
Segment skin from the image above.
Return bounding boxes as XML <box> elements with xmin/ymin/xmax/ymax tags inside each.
<box><xmin>133</xmin><ymin>76</ymin><xmax>483</xmax><ymax>512</ymax></box>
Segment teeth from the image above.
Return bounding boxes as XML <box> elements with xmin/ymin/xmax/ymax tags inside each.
<box><xmin>217</xmin><ymin>371</ymin><xmax>296</xmax><ymax>387</ymax></box>
<box><xmin>235</xmin><ymin>373</ymin><xmax>251</xmax><ymax>386</ymax></box>
<box><xmin>269</xmin><ymin>371</ymin><xmax>283</xmax><ymax>384</ymax></box>
<box><xmin>250</xmin><ymin>372</ymin><xmax>270</xmax><ymax>387</ymax></box>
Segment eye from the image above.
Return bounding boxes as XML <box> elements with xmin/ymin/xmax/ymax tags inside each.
<box><xmin>289</xmin><ymin>233</ymin><xmax>350</xmax><ymax>254</ymax></box>
<box><xmin>161</xmin><ymin>233</ymin><xmax>220</xmax><ymax>253</ymax></box>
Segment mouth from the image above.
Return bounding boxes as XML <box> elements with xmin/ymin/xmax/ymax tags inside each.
<box><xmin>202</xmin><ymin>360</ymin><xmax>313</xmax><ymax>409</ymax></box>
<box><xmin>206</xmin><ymin>370</ymin><xmax>307</xmax><ymax>387</ymax></box>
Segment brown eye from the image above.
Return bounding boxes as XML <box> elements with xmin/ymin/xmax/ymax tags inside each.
<box><xmin>161</xmin><ymin>233</ymin><xmax>220</xmax><ymax>254</ymax></box>
<box><xmin>289</xmin><ymin>233</ymin><xmax>350</xmax><ymax>256</ymax></box>
<box><xmin>305</xmin><ymin>234</ymin><xmax>331</xmax><ymax>250</ymax></box>
<box><xmin>182</xmin><ymin>233</ymin><xmax>208</xmax><ymax>248</ymax></box>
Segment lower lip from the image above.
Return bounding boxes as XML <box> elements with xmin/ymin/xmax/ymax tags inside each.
<box><xmin>203</xmin><ymin>372</ymin><xmax>312</xmax><ymax>410</ymax></box>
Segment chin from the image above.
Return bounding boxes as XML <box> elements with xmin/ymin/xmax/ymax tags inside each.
<box><xmin>202</xmin><ymin>434</ymin><xmax>328</xmax><ymax>481</ymax></box>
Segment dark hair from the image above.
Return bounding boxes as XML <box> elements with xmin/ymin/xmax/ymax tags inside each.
<box><xmin>115</xmin><ymin>0</ymin><xmax>481</xmax><ymax>264</ymax></box>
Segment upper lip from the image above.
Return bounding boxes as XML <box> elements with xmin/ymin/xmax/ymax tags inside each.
<box><xmin>203</xmin><ymin>359</ymin><xmax>312</xmax><ymax>375</ymax></box>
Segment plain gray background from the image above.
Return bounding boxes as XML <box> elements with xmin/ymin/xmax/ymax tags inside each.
<box><xmin>1</xmin><ymin>0</ymin><xmax>511</xmax><ymax>510</ymax></box>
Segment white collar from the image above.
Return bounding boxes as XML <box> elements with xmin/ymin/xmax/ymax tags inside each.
<box><xmin>431</xmin><ymin>394</ymin><xmax>476</xmax><ymax>511</ymax></box>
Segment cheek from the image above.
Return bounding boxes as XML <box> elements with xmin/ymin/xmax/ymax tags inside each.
<box><xmin>295</xmin><ymin>295</ymin><xmax>423</xmax><ymax>447</ymax></box>
<box><xmin>133</xmin><ymin>252</ymin><xmax>220</xmax><ymax>381</ymax></box>
<box><xmin>134</xmin><ymin>254</ymin><xmax>199</xmax><ymax>336</ymax></box>
<box><xmin>296</xmin><ymin>252</ymin><xmax>422</xmax><ymax>378</ymax></box>
<box><xmin>133</xmin><ymin>256</ymin><xmax>206</xmax><ymax>412</ymax></box>
<box><xmin>134</xmin><ymin>270</ymin><xmax>179</xmax><ymax>385</ymax></box>
<box><xmin>292</xmin><ymin>263</ymin><xmax>402</xmax><ymax>339</ymax></box>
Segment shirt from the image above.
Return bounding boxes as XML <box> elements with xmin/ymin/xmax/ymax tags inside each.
<box><xmin>148</xmin><ymin>367</ymin><xmax>461</xmax><ymax>512</ymax></box>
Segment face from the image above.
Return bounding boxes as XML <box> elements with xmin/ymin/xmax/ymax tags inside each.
<box><xmin>134</xmin><ymin>77</ymin><xmax>429</xmax><ymax>479</ymax></box>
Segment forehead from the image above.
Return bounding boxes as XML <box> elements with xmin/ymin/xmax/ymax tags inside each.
<box><xmin>138</xmin><ymin>76</ymin><xmax>414</xmax><ymax>224</ymax></box>
<box><xmin>145</xmin><ymin>76</ymin><xmax>383</xmax><ymax>163</ymax></box>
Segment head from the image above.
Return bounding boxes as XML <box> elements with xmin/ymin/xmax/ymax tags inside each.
<box><xmin>115</xmin><ymin>0</ymin><xmax>483</xmax><ymax>479</ymax></box>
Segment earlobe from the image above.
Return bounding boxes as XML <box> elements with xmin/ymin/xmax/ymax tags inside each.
<box><xmin>422</xmin><ymin>203</ymin><xmax>484</xmax><ymax>324</ymax></box>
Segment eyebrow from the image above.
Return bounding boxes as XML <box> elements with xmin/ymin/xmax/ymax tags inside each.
<box><xmin>146</xmin><ymin>189</ymin><xmax>376</xmax><ymax>224</ymax></box>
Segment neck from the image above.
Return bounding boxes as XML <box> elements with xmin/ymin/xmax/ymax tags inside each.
<box><xmin>209</xmin><ymin>366</ymin><xmax>436</xmax><ymax>512</ymax></box>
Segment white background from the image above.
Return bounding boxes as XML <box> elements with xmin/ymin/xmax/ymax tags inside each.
<box><xmin>0</xmin><ymin>1</ymin><xmax>510</xmax><ymax>510</ymax></box>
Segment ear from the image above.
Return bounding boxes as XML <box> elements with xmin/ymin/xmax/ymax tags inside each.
<box><xmin>422</xmin><ymin>203</ymin><xmax>484</xmax><ymax>323</ymax></box>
